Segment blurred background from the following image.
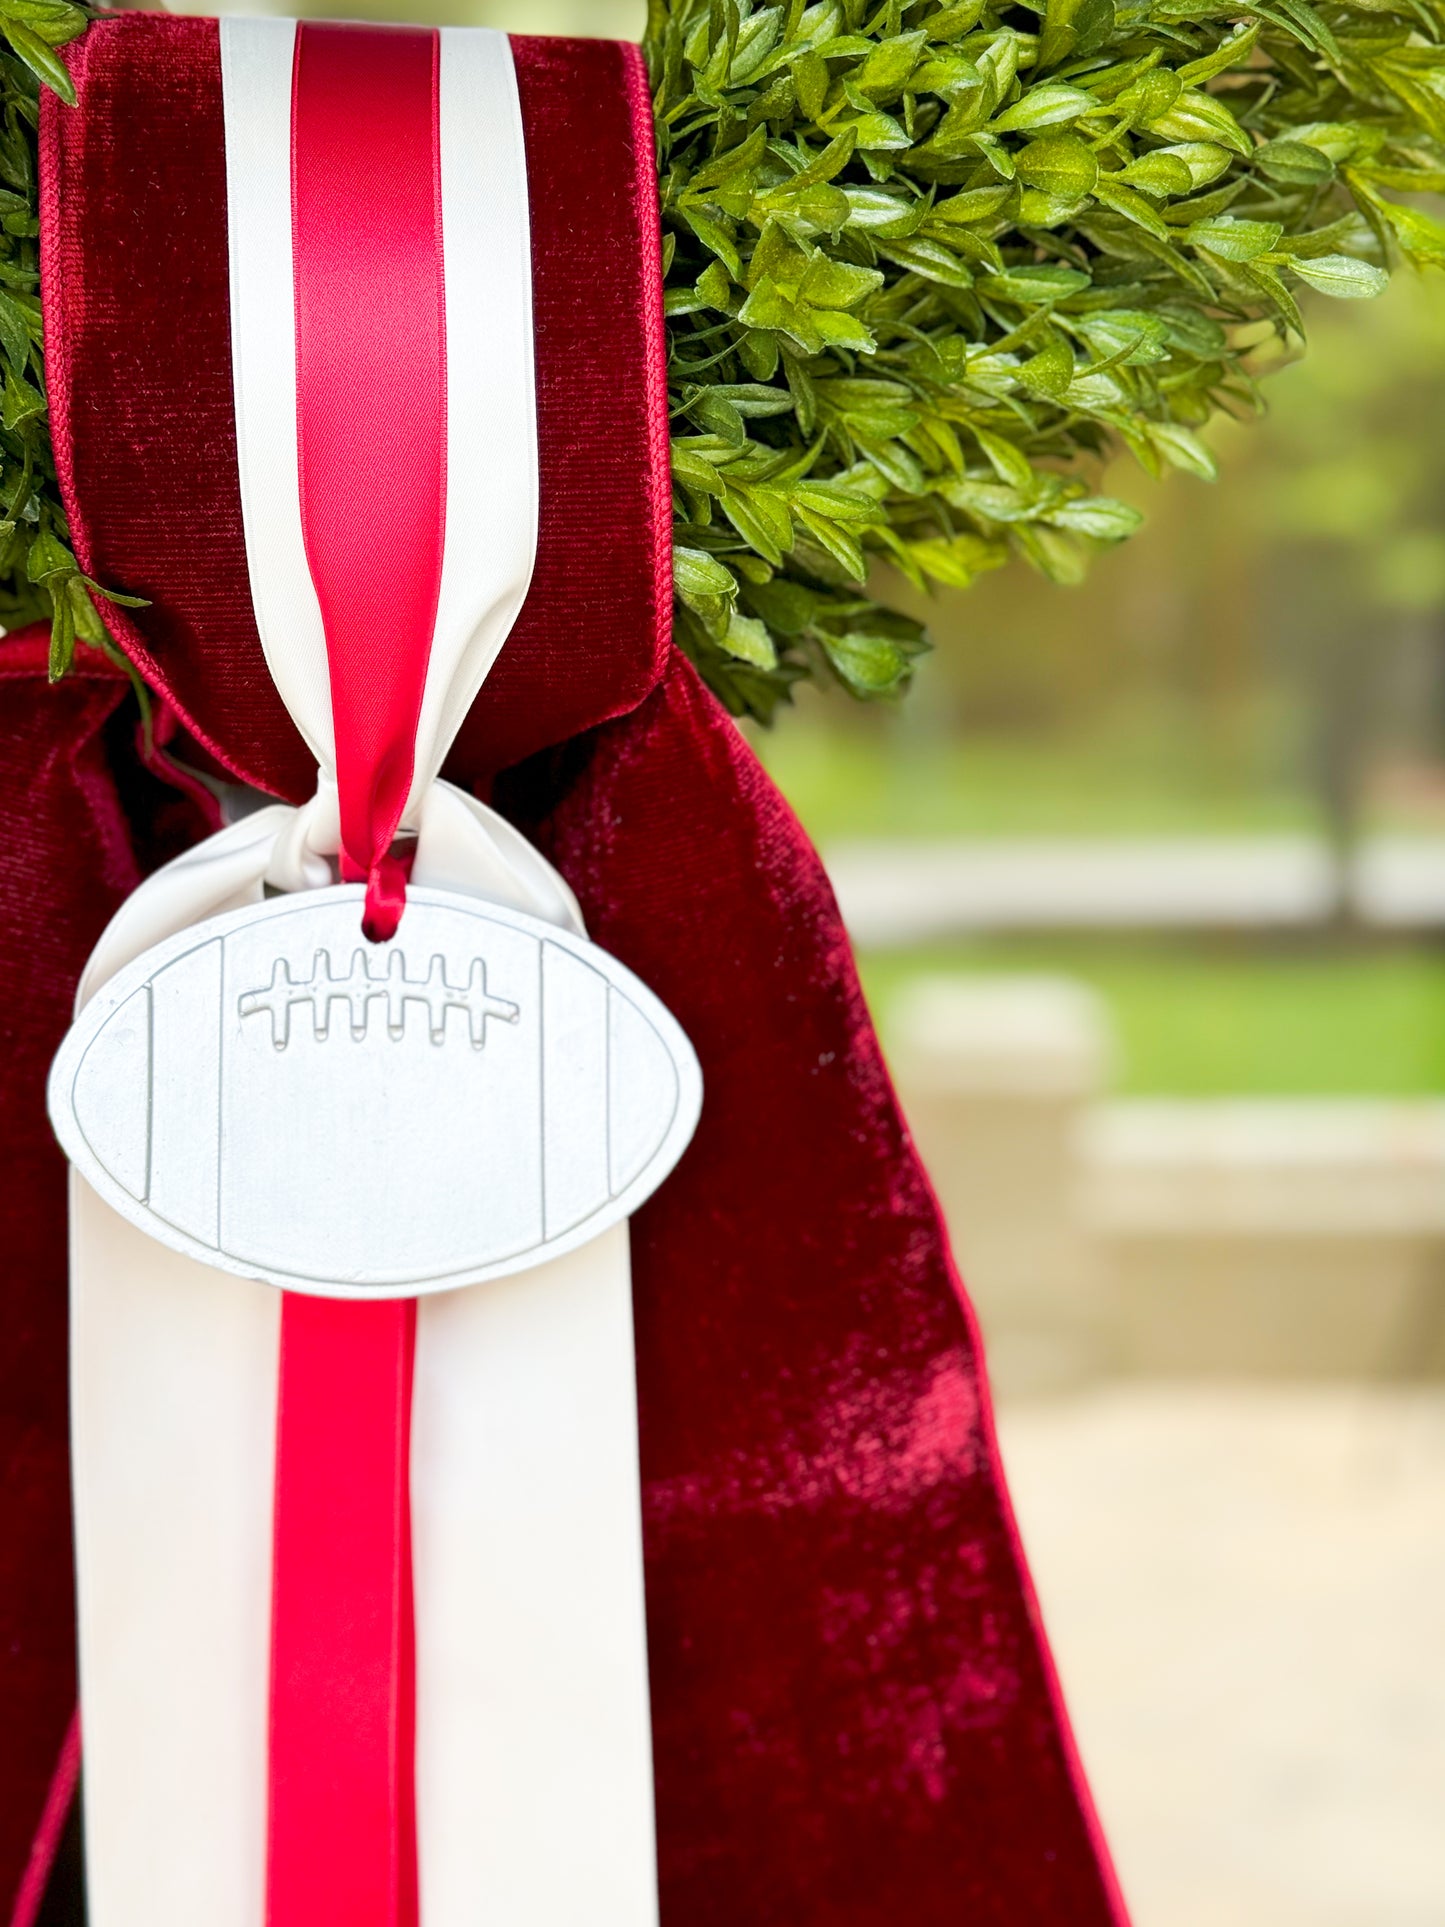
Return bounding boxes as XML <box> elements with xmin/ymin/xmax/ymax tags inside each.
<box><xmin>174</xmin><ymin>0</ymin><xmax>1445</xmax><ymax>1918</ymax></box>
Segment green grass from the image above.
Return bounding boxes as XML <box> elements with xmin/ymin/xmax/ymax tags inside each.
<box><xmin>758</xmin><ymin>700</ymin><xmax>1445</xmax><ymax>1096</ymax></box>
<box><xmin>858</xmin><ymin>940</ymin><xmax>1445</xmax><ymax>1097</ymax></box>
<box><xmin>756</xmin><ymin>721</ymin><xmax>1321</xmax><ymax>845</ymax></box>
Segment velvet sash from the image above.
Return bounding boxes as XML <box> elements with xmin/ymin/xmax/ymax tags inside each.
<box><xmin>1</xmin><ymin>15</ymin><xmax>1128</xmax><ymax>1922</ymax></box>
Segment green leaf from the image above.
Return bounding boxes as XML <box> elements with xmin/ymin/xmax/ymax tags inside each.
<box><xmin>720</xmin><ymin>610</ymin><xmax>778</xmax><ymax>668</ymax></box>
<box><xmin>1176</xmin><ymin>21</ymin><xmax>1259</xmax><ymax>85</ymax></box>
<box><xmin>1093</xmin><ymin>177</ymin><xmax>1172</xmax><ymax>240</ymax></box>
<box><xmin>1038</xmin><ymin>0</ymin><xmax>1115</xmax><ymax>72</ymax></box>
<box><xmin>690</xmin><ymin>390</ymin><xmax>747</xmax><ymax>444</ymax></box>
<box><xmin>840</xmin><ymin>109</ymin><xmax>912</xmax><ymax>151</ymax></box>
<box><xmin>1045</xmin><ymin>494</ymin><xmax>1143</xmax><ymax>539</ymax></box>
<box><xmin>737</xmin><ymin>276</ymin><xmax>819</xmax><ymax>351</ymax></box>
<box><xmin>972</xmin><ymin>425</ymin><xmax>1036</xmax><ymax>489</ymax></box>
<box><xmin>924</xmin><ymin>0</ymin><xmax>987</xmax><ymax>38</ymax></box>
<box><xmin>1</xmin><ymin>18</ymin><xmax>75</xmax><ymax>102</ymax></box>
<box><xmin>985</xmin><ymin>262</ymin><xmax>1091</xmax><ymax>304</ymax></box>
<box><xmin>853</xmin><ymin>30</ymin><xmax>927</xmax><ymax>102</ymax></box>
<box><xmin>911</xmin><ymin>51</ymin><xmax>987</xmax><ymax>100</ymax></box>
<box><xmin>66</xmin><ymin>572</ymin><xmax>109</xmax><ymax>646</ymax></box>
<box><xmin>783</xmin><ymin>130</ymin><xmax>858</xmax><ymax>192</ymax></box>
<box><xmin>1076</xmin><ymin>308</ymin><xmax>1171</xmax><ymax>364</ymax></box>
<box><xmin>679</xmin><ymin>207</ymin><xmax>741</xmax><ymax>279</ymax></box>
<box><xmin>684</xmin><ymin>125</ymin><xmax>769</xmax><ymax>198</ymax></box>
<box><xmin>1013</xmin><ymin>522</ymin><xmax>1089</xmax><ymax>584</ymax></box>
<box><xmin>0</xmin><ymin>0</ymin><xmax>90</xmax><ymax>49</ymax></box>
<box><xmin>1295</xmin><ymin>122</ymin><xmax>1362</xmax><ymax>163</ymax></box>
<box><xmin>1187</xmin><ymin>215</ymin><xmax>1285</xmax><ymax>262</ymax></box>
<box><xmin>876</xmin><ymin>236</ymin><xmax>973</xmax><ymax>287</ymax></box>
<box><xmin>742</xmin><ymin>577</ymin><xmax>818</xmax><ymax>634</ymax></box>
<box><xmin>1240</xmin><ymin>260</ymin><xmax>1304</xmax><ymax>336</ymax></box>
<box><xmin>1373</xmin><ymin>197</ymin><xmax>1445</xmax><ymax>269</ymax></box>
<box><xmin>1017</xmin><ymin>135</ymin><xmax>1098</xmax><ymax>200</ymax></box>
<box><xmin>990</xmin><ymin>85</ymin><xmax>1097</xmax><ymax>134</ymax></box>
<box><xmin>908</xmin><ymin>532</ymin><xmax>1009</xmax><ymax>585</ymax></box>
<box><xmin>795</xmin><ymin>505</ymin><xmax>867</xmax><ymax>579</ymax></box>
<box><xmin>930</xmin><ymin>185</ymin><xmax>1013</xmax><ymax>225</ymax></box>
<box><xmin>822</xmin><ymin>630</ymin><xmax>907</xmax><ymax>695</ymax></box>
<box><xmin>1110</xmin><ymin>70</ymin><xmax>1182</xmax><ymax>129</ymax></box>
<box><xmin>26</xmin><ymin>522</ymin><xmax>71</xmax><ymax>583</ymax></box>
<box><xmin>1155</xmin><ymin>143</ymin><xmax>1234</xmax><ymax>191</ymax></box>
<box><xmin>811</xmin><ymin>307</ymin><xmax>877</xmax><ymax>352</ymax></box>
<box><xmin>714</xmin><ymin>382</ymin><xmax>794</xmax><ymax>418</ymax></box>
<box><xmin>672</xmin><ymin>445</ymin><xmax>726</xmax><ymax>495</ymax></box>
<box><xmin>1115</xmin><ymin>150</ymin><xmax>1192</xmax><ymax>200</ymax></box>
<box><xmin>700</xmin><ymin>259</ymin><xmax>735</xmax><ymax>308</ymax></box>
<box><xmin>81</xmin><ymin>575</ymin><xmax>149</xmax><ymax>610</ymax></box>
<box><xmin>729</xmin><ymin>6</ymin><xmax>782</xmax><ymax>83</ymax></box>
<box><xmin>673</xmin><ymin>545</ymin><xmax>737</xmax><ymax>599</ymax></box>
<box><xmin>793</xmin><ymin>49</ymin><xmax>828</xmax><ymax>120</ymax></box>
<box><xmin>47</xmin><ymin>580</ymin><xmax>75</xmax><ymax>680</ymax></box>
<box><xmin>1146</xmin><ymin>421</ymin><xmax>1217</xmax><ymax>481</ymax></box>
<box><xmin>1288</xmin><ymin>253</ymin><xmax>1388</xmax><ymax>298</ymax></box>
<box><xmin>842</xmin><ymin>185</ymin><xmax>916</xmax><ymax>230</ymax></box>
<box><xmin>817</xmin><ymin>376</ymin><xmax>917</xmax><ymax>437</ymax></box>
<box><xmin>665</xmin><ymin>286</ymin><xmax>709</xmax><ymax>318</ymax></box>
<box><xmin>791</xmin><ymin>479</ymin><xmax>882</xmax><ymax>523</ymax></box>
<box><xmin>1147</xmin><ymin>90</ymin><xmax>1250</xmax><ymax>155</ymax></box>
<box><xmin>1018</xmin><ymin>189</ymin><xmax>1084</xmax><ymax>230</ymax></box>
<box><xmin>1254</xmin><ymin>139</ymin><xmax>1335</xmax><ymax>187</ymax></box>
<box><xmin>722</xmin><ymin>483</ymin><xmax>792</xmax><ymax>563</ymax></box>
<box><xmin>1017</xmin><ymin>333</ymin><xmax>1076</xmax><ymax>398</ymax></box>
<box><xmin>736</xmin><ymin>327</ymin><xmax>780</xmax><ymax>382</ymax></box>
<box><xmin>1252</xmin><ymin>0</ymin><xmax>1338</xmax><ymax>60</ymax></box>
<box><xmin>800</xmin><ymin>253</ymin><xmax>884</xmax><ymax>310</ymax></box>
<box><xmin>859</xmin><ymin>435</ymin><xmax>925</xmax><ymax>493</ymax></box>
<box><xmin>0</xmin><ymin>286</ymin><xmax>30</xmax><ymax>373</ymax></box>
<box><xmin>1157</xmin><ymin>304</ymin><xmax>1227</xmax><ymax>356</ymax></box>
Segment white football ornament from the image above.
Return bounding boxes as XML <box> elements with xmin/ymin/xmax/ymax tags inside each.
<box><xmin>49</xmin><ymin>884</ymin><xmax>702</xmax><ymax>1298</ymax></box>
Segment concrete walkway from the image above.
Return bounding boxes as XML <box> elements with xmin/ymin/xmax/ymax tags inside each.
<box><xmin>998</xmin><ymin>1384</ymin><xmax>1445</xmax><ymax>1927</ymax></box>
<box><xmin>826</xmin><ymin>836</ymin><xmax>1445</xmax><ymax>945</ymax></box>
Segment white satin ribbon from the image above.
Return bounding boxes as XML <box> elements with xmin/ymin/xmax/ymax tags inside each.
<box><xmin>222</xmin><ymin>17</ymin><xmax>538</xmax><ymax>810</ymax></box>
<box><xmin>71</xmin><ymin>22</ymin><xmax>660</xmax><ymax>1925</ymax></box>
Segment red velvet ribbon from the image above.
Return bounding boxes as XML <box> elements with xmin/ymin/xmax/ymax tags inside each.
<box><xmin>268</xmin><ymin>24</ymin><xmax>444</xmax><ymax>1925</ymax></box>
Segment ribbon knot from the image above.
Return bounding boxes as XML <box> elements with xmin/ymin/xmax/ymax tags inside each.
<box><xmin>344</xmin><ymin>846</ymin><xmax>411</xmax><ymax>945</ymax></box>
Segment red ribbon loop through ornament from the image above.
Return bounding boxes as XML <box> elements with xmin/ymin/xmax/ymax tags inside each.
<box><xmin>291</xmin><ymin>20</ymin><xmax>446</xmax><ymax>946</ymax></box>
<box><xmin>270</xmin><ymin>22</ymin><xmax>446</xmax><ymax>1925</ymax></box>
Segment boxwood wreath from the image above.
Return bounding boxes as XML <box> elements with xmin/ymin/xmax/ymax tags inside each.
<box><xmin>0</xmin><ymin>0</ymin><xmax>1442</xmax><ymax>720</ymax></box>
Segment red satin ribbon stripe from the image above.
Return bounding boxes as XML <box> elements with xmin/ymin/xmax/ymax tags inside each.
<box><xmin>291</xmin><ymin>20</ymin><xmax>446</xmax><ymax>946</ymax></box>
<box><xmin>268</xmin><ymin>1300</ymin><xmax>418</xmax><ymax>1927</ymax></box>
<box><xmin>269</xmin><ymin>24</ymin><xmax>445</xmax><ymax>1926</ymax></box>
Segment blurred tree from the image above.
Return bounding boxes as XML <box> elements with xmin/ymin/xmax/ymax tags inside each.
<box><xmin>1239</xmin><ymin>271</ymin><xmax>1445</xmax><ymax>863</ymax></box>
<box><xmin>762</xmin><ymin>266</ymin><xmax>1445</xmax><ymax>855</ymax></box>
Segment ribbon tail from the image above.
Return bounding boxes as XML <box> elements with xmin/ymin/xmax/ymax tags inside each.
<box><xmin>268</xmin><ymin>1295</ymin><xmax>418</xmax><ymax>1927</ymax></box>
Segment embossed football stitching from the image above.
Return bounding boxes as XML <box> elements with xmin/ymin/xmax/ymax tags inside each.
<box><xmin>238</xmin><ymin>949</ymin><xmax>519</xmax><ymax>1049</ymax></box>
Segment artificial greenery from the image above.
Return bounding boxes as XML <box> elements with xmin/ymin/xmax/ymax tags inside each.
<box><xmin>0</xmin><ymin>0</ymin><xmax>1443</xmax><ymax>715</ymax></box>
<box><xmin>650</xmin><ymin>0</ymin><xmax>1445</xmax><ymax>717</ymax></box>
